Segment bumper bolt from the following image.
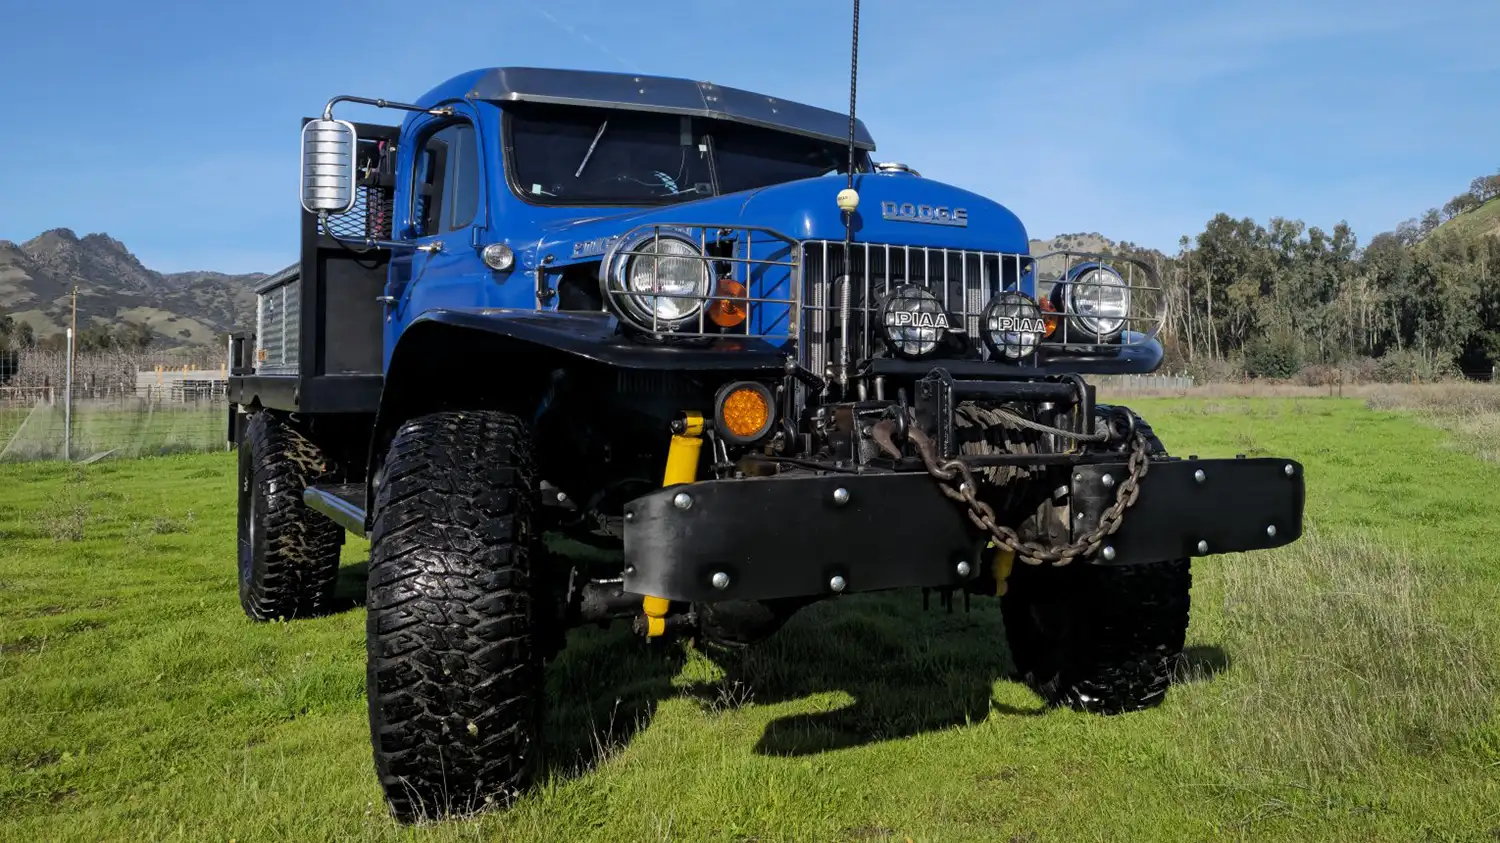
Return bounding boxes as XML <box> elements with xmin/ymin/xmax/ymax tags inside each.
<box><xmin>1266</xmin><ymin>524</ymin><xmax>1278</xmax><ymax>538</ymax></box>
<box><xmin>829</xmin><ymin>575</ymin><xmax>847</xmax><ymax>593</ymax></box>
<box><xmin>1197</xmin><ymin>540</ymin><xmax>1208</xmax><ymax>554</ymax></box>
<box><xmin>711</xmin><ymin>571</ymin><xmax>731</xmax><ymax>590</ymax></box>
<box><xmin>624</xmin><ymin>511</ymin><xmax>635</xmax><ymax>523</ymax></box>
<box><xmin>956</xmin><ymin>560</ymin><xmax>972</xmax><ymax>577</ymax></box>
<box><xmin>1194</xmin><ymin>469</ymin><xmax>1206</xmax><ymax>483</ymax></box>
<box><xmin>1284</xmin><ymin>463</ymin><xmax>1295</xmax><ymax>477</ymax></box>
<box><xmin>832</xmin><ymin>487</ymin><xmax>851</xmax><ymax>505</ymax></box>
<box><xmin>1102</xmin><ymin>474</ymin><xmax>1115</xmax><ymax>488</ymax></box>
<box><xmin>673</xmin><ymin>492</ymin><xmax>693</xmax><ymax>511</ymax></box>
<box><xmin>1101</xmin><ymin>545</ymin><xmax>1116</xmax><ymax>561</ymax></box>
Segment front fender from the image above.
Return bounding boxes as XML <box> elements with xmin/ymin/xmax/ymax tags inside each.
<box><xmin>362</xmin><ymin>309</ymin><xmax>791</xmax><ymax>530</ymax></box>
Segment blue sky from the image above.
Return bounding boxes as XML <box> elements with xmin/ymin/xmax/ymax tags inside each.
<box><xmin>1</xmin><ymin>0</ymin><xmax>1496</xmax><ymax>274</ymax></box>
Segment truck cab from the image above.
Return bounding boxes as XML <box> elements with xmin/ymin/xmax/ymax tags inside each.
<box><xmin>227</xmin><ymin>66</ymin><xmax>1305</xmax><ymax>824</ymax></box>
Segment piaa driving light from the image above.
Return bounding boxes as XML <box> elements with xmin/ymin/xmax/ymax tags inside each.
<box><xmin>983</xmin><ymin>291</ymin><xmax>1046</xmax><ymax>359</ymax></box>
<box><xmin>1058</xmin><ymin>264</ymin><xmax>1130</xmax><ymax>338</ymax></box>
<box><xmin>609</xmin><ymin>233</ymin><xmax>711</xmax><ymax>328</ymax></box>
<box><xmin>879</xmin><ymin>284</ymin><xmax>949</xmax><ymax>357</ymax></box>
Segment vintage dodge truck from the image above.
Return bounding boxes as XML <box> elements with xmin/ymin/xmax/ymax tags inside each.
<box><xmin>226</xmin><ymin>65</ymin><xmax>1305</xmax><ymax>821</ymax></box>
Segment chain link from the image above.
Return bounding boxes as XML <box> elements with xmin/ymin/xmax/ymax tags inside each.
<box><xmin>888</xmin><ymin>410</ymin><xmax>1151</xmax><ymax>567</ymax></box>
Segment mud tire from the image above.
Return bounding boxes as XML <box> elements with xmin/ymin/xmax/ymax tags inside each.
<box><xmin>365</xmin><ymin>411</ymin><xmax>545</xmax><ymax>823</ymax></box>
<box><xmin>236</xmin><ymin>410</ymin><xmax>344</xmax><ymax>621</ymax></box>
<box><xmin>1000</xmin><ymin>406</ymin><xmax>1192</xmax><ymax>714</ymax></box>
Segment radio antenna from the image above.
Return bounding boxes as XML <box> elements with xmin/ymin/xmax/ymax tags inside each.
<box><xmin>845</xmin><ymin>0</ymin><xmax>860</xmax><ymax>192</ymax></box>
<box><xmin>833</xmin><ymin>0</ymin><xmax>861</xmax><ymax>393</ymax></box>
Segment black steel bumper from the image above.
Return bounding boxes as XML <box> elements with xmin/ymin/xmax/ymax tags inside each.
<box><xmin>621</xmin><ymin>456</ymin><xmax>1305</xmax><ymax>603</ymax></box>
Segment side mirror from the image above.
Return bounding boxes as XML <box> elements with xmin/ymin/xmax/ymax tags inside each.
<box><xmin>300</xmin><ymin>119</ymin><xmax>358</xmax><ymax>215</ymax></box>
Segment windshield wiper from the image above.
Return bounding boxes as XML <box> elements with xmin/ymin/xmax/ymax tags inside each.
<box><xmin>574</xmin><ymin>119</ymin><xmax>609</xmax><ymax>179</ymax></box>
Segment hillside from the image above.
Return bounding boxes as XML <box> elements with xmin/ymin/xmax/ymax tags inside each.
<box><xmin>1432</xmin><ymin>196</ymin><xmax>1500</xmax><ymax>243</ymax></box>
<box><xmin>0</xmin><ymin>229</ymin><xmax>264</xmax><ymax>349</ymax></box>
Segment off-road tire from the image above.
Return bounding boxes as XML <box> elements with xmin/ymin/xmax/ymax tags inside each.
<box><xmin>1000</xmin><ymin>406</ymin><xmax>1192</xmax><ymax>714</ymax></box>
<box><xmin>365</xmin><ymin>411</ymin><xmax>545</xmax><ymax>823</ymax></box>
<box><xmin>237</xmin><ymin>410</ymin><xmax>344</xmax><ymax>621</ymax></box>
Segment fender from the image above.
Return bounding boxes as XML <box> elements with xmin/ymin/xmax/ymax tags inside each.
<box><xmin>362</xmin><ymin>308</ymin><xmax>792</xmax><ymax>530</ymax></box>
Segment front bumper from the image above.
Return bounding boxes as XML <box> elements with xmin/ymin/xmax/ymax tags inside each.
<box><xmin>622</xmin><ymin>456</ymin><xmax>1305</xmax><ymax>603</ymax></box>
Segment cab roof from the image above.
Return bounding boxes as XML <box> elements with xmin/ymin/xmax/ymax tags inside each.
<box><xmin>418</xmin><ymin>67</ymin><xmax>876</xmax><ymax>151</ymax></box>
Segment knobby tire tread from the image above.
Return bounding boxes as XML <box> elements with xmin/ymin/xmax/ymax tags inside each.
<box><xmin>1001</xmin><ymin>405</ymin><xmax>1192</xmax><ymax>714</ymax></box>
<box><xmin>239</xmin><ymin>410</ymin><xmax>344</xmax><ymax>621</ymax></box>
<box><xmin>365</xmin><ymin>411</ymin><xmax>544</xmax><ymax>823</ymax></box>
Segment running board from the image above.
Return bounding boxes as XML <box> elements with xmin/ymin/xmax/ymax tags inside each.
<box><xmin>303</xmin><ymin>483</ymin><xmax>368</xmax><ymax>538</ymax></box>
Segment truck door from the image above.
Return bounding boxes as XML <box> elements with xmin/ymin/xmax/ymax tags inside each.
<box><xmin>383</xmin><ymin>106</ymin><xmax>487</xmax><ymax>366</ymax></box>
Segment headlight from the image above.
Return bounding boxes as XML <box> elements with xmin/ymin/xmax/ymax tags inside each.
<box><xmin>983</xmin><ymin>291</ymin><xmax>1045</xmax><ymax>359</ymax></box>
<box><xmin>611</xmin><ymin>234</ymin><xmax>710</xmax><ymax>327</ymax></box>
<box><xmin>1061</xmin><ymin>265</ymin><xmax>1129</xmax><ymax>338</ymax></box>
<box><xmin>879</xmin><ymin>284</ymin><xmax>949</xmax><ymax>357</ymax></box>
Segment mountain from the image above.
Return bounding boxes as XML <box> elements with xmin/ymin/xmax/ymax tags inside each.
<box><xmin>0</xmin><ymin>229</ymin><xmax>265</xmax><ymax>348</ymax></box>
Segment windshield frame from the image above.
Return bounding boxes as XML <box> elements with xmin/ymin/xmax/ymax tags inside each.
<box><xmin>499</xmin><ymin>103</ymin><xmax>871</xmax><ymax>209</ymax></box>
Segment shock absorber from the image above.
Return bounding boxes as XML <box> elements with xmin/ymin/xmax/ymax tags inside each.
<box><xmin>640</xmin><ymin>411</ymin><xmax>705</xmax><ymax>638</ymax></box>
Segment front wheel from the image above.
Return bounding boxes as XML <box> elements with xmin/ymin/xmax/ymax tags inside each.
<box><xmin>365</xmin><ymin>411</ymin><xmax>547</xmax><ymax>823</ymax></box>
<box><xmin>1000</xmin><ymin>406</ymin><xmax>1192</xmax><ymax>714</ymax></box>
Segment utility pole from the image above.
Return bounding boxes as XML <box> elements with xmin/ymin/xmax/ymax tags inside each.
<box><xmin>64</xmin><ymin>286</ymin><xmax>76</xmax><ymax>462</ymax></box>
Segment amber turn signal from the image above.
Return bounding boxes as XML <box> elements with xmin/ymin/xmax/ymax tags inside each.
<box><xmin>1039</xmin><ymin>296</ymin><xmax>1060</xmax><ymax>339</ymax></box>
<box><xmin>714</xmin><ymin>381</ymin><xmax>776</xmax><ymax>444</ymax></box>
<box><xmin>708</xmin><ymin>278</ymin><xmax>748</xmax><ymax>328</ymax></box>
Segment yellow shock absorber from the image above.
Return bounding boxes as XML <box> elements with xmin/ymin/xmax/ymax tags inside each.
<box><xmin>991</xmin><ymin>542</ymin><xmax>1016</xmax><ymax>596</ymax></box>
<box><xmin>643</xmin><ymin>411</ymin><xmax>705</xmax><ymax>637</ymax></box>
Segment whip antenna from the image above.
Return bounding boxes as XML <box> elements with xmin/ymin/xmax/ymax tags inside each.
<box><xmin>833</xmin><ymin>0</ymin><xmax>862</xmax><ymax>393</ymax></box>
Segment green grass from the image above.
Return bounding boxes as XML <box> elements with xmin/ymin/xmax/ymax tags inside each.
<box><xmin>1434</xmin><ymin>196</ymin><xmax>1500</xmax><ymax>244</ymax></box>
<box><xmin>3</xmin><ymin>397</ymin><xmax>1500</xmax><ymax>842</ymax></box>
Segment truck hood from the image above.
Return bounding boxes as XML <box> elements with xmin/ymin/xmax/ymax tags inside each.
<box><xmin>530</xmin><ymin>173</ymin><xmax>1031</xmax><ymax>267</ymax></box>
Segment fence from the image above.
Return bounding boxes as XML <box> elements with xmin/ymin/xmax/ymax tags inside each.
<box><xmin>1093</xmin><ymin>373</ymin><xmax>1197</xmax><ymax>395</ymax></box>
<box><xmin>0</xmin><ymin>387</ymin><xmax>227</xmax><ymax>463</ymax></box>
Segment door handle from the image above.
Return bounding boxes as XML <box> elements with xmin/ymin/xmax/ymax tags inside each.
<box><xmin>416</xmin><ymin>242</ymin><xmax>444</xmax><ymax>254</ymax></box>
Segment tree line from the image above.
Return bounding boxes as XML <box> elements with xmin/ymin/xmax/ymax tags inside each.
<box><xmin>1110</xmin><ymin>168</ymin><xmax>1500</xmax><ymax>382</ymax></box>
<box><xmin>0</xmin><ymin>315</ymin><xmax>154</xmax><ymax>354</ymax></box>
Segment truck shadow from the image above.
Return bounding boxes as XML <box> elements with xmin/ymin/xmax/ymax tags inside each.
<box><xmin>684</xmin><ymin>594</ymin><xmax>1231</xmax><ymax>758</ymax></box>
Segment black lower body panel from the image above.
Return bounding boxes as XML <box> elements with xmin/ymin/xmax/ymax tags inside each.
<box><xmin>622</xmin><ymin>456</ymin><xmax>1305</xmax><ymax>603</ymax></box>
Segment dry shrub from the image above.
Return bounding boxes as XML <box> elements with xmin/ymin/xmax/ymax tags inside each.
<box><xmin>1208</xmin><ymin>533</ymin><xmax>1496</xmax><ymax>781</ymax></box>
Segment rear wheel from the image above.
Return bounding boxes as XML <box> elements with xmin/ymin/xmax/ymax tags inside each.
<box><xmin>365</xmin><ymin>411</ymin><xmax>546</xmax><ymax>822</ymax></box>
<box><xmin>236</xmin><ymin>410</ymin><xmax>344</xmax><ymax>621</ymax></box>
<box><xmin>1000</xmin><ymin>407</ymin><xmax>1192</xmax><ymax>714</ymax></box>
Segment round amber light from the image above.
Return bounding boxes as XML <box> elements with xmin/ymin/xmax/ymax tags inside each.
<box><xmin>722</xmin><ymin>389</ymin><xmax>769</xmax><ymax>439</ymax></box>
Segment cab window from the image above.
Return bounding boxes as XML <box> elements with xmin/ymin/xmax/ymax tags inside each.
<box><xmin>412</xmin><ymin>121</ymin><xmax>480</xmax><ymax>236</ymax></box>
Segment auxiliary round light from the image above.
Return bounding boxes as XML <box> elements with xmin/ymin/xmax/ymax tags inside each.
<box><xmin>983</xmin><ymin>291</ymin><xmax>1046</xmax><ymax>360</ymax></box>
<box><xmin>879</xmin><ymin>284</ymin><xmax>949</xmax><ymax>358</ymax></box>
<box><xmin>481</xmin><ymin>243</ymin><xmax>515</xmax><ymax>272</ymax></box>
<box><xmin>714</xmin><ymin>381</ymin><xmax>776</xmax><ymax>444</ymax></box>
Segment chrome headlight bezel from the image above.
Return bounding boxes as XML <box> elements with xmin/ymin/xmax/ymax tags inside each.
<box><xmin>603</xmin><ymin>231</ymin><xmax>711</xmax><ymax>329</ymax></box>
<box><xmin>1053</xmin><ymin>263</ymin><xmax>1130</xmax><ymax>339</ymax></box>
<box><xmin>878</xmin><ymin>284</ymin><xmax>950</xmax><ymax>358</ymax></box>
<box><xmin>982</xmin><ymin>290</ymin><xmax>1046</xmax><ymax>360</ymax></box>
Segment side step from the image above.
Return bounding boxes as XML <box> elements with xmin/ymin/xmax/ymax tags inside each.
<box><xmin>303</xmin><ymin>483</ymin><xmax>368</xmax><ymax>538</ymax></box>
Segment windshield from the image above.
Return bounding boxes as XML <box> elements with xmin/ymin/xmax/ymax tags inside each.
<box><xmin>504</xmin><ymin>102</ymin><xmax>860</xmax><ymax>205</ymax></box>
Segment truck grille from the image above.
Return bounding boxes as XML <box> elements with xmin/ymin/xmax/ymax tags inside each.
<box><xmin>801</xmin><ymin>241</ymin><xmax>1029</xmax><ymax>376</ymax></box>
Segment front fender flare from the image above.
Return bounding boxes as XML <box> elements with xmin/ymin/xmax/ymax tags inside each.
<box><xmin>362</xmin><ymin>309</ymin><xmax>791</xmax><ymax>530</ymax></box>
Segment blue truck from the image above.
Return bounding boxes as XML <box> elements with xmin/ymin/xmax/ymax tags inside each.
<box><xmin>227</xmin><ymin>65</ymin><xmax>1305</xmax><ymax>822</ymax></box>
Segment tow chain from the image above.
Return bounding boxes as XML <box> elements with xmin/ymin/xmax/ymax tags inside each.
<box><xmin>877</xmin><ymin>409</ymin><xmax>1152</xmax><ymax>567</ymax></box>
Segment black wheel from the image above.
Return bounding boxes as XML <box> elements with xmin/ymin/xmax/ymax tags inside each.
<box><xmin>365</xmin><ymin>411</ymin><xmax>546</xmax><ymax>823</ymax></box>
<box><xmin>236</xmin><ymin>410</ymin><xmax>344</xmax><ymax>621</ymax></box>
<box><xmin>1000</xmin><ymin>406</ymin><xmax>1192</xmax><ymax>714</ymax></box>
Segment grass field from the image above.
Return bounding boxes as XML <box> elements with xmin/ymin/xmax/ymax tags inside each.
<box><xmin>3</xmin><ymin>395</ymin><xmax>1500</xmax><ymax>842</ymax></box>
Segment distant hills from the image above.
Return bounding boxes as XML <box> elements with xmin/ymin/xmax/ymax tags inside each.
<box><xmin>0</xmin><ymin>229</ymin><xmax>265</xmax><ymax>349</ymax></box>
